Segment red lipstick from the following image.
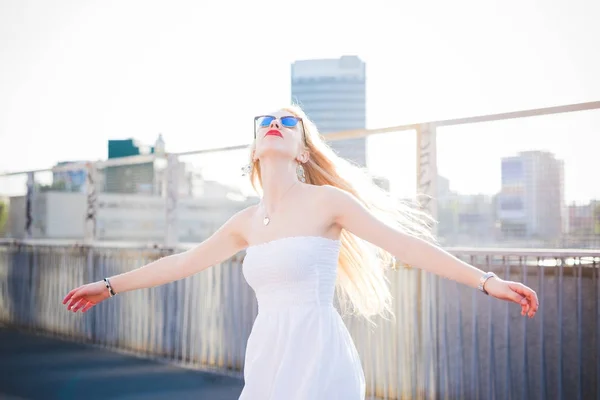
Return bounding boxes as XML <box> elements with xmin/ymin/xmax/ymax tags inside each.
<box><xmin>265</xmin><ymin>129</ymin><xmax>283</xmax><ymax>138</ymax></box>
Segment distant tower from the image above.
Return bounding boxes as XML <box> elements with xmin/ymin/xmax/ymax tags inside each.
<box><xmin>498</xmin><ymin>151</ymin><xmax>565</xmax><ymax>241</ymax></box>
<box><xmin>155</xmin><ymin>133</ymin><xmax>166</xmax><ymax>156</ymax></box>
<box><xmin>291</xmin><ymin>56</ymin><xmax>367</xmax><ymax>167</ymax></box>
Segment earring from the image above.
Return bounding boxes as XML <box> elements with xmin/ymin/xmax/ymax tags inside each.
<box><xmin>296</xmin><ymin>163</ymin><xmax>306</xmax><ymax>183</ymax></box>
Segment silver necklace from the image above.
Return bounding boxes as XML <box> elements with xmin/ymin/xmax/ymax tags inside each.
<box><xmin>262</xmin><ymin>182</ymin><xmax>298</xmax><ymax>226</ymax></box>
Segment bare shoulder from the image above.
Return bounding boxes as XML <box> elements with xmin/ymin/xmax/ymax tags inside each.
<box><xmin>216</xmin><ymin>204</ymin><xmax>257</xmax><ymax>245</ymax></box>
<box><xmin>308</xmin><ymin>184</ymin><xmax>359</xmax><ymax>218</ymax></box>
<box><xmin>311</xmin><ymin>184</ymin><xmax>354</xmax><ymax>203</ymax></box>
<box><xmin>232</xmin><ymin>204</ymin><xmax>258</xmax><ymax>221</ymax></box>
<box><xmin>204</xmin><ymin>206</ymin><xmax>256</xmax><ymax>249</ymax></box>
<box><xmin>178</xmin><ymin>205</ymin><xmax>258</xmax><ymax>271</ymax></box>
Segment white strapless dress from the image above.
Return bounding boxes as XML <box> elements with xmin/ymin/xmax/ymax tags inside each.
<box><xmin>239</xmin><ymin>236</ymin><xmax>366</xmax><ymax>400</ymax></box>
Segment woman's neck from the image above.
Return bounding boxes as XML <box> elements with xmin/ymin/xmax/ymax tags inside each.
<box><xmin>259</xmin><ymin>157</ymin><xmax>299</xmax><ymax>214</ymax></box>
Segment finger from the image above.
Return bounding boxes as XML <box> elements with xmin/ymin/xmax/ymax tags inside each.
<box><xmin>82</xmin><ymin>301</ymin><xmax>95</xmax><ymax>313</ymax></box>
<box><xmin>63</xmin><ymin>288</ymin><xmax>78</xmax><ymax>304</ymax></box>
<box><xmin>509</xmin><ymin>282</ymin><xmax>539</xmax><ymax>317</ymax></box>
<box><xmin>503</xmin><ymin>282</ymin><xmax>530</xmax><ymax>316</ymax></box>
<box><xmin>528</xmin><ymin>295</ymin><xmax>540</xmax><ymax>318</ymax></box>
<box><xmin>506</xmin><ymin>286</ymin><xmax>526</xmax><ymax>306</ymax></box>
<box><xmin>66</xmin><ymin>297</ymin><xmax>77</xmax><ymax>310</ymax></box>
<box><xmin>73</xmin><ymin>299</ymin><xmax>87</xmax><ymax>313</ymax></box>
<box><xmin>68</xmin><ymin>295</ymin><xmax>84</xmax><ymax>311</ymax></box>
<box><xmin>520</xmin><ymin>287</ymin><xmax>539</xmax><ymax>317</ymax></box>
<box><xmin>509</xmin><ymin>283</ymin><xmax>534</xmax><ymax>302</ymax></box>
<box><xmin>509</xmin><ymin>281</ymin><xmax>536</xmax><ymax>301</ymax></box>
<box><xmin>70</xmin><ymin>298</ymin><xmax>85</xmax><ymax>312</ymax></box>
<box><xmin>529</xmin><ymin>291</ymin><xmax>540</xmax><ymax>317</ymax></box>
<box><xmin>66</xmin><ymin>290</ymin><xmax>82</xmax><ymax>309</ymax></box>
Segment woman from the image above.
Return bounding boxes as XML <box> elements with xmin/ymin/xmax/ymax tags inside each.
<box><xmin>63</xmin><ymin>106</ymin><xmax>539</xmax><ymax>399</ymax></box>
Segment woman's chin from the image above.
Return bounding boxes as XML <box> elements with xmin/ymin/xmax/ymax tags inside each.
<box><xmin>256</xmin><ymin>146</ymin><xmax>295</xmax><ymax>160</ymax></box>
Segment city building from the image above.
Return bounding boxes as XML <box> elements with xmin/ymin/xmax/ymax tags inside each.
<box><xmin>51</xmin><ymin>161</ymin><xmax>87</xmax><ymax>192</ymax></box>
<box><xmin>104</xmin><ymin>138</ymin><xmax>157</xmax><ymax>194</ymax></box>
<box><xmin>436</xmin><ymin>175</ymin><xmax>497</xmax><ymax>246</ymax></box>
<box><xmin>565</xmin><ymin>201</ymin><xmax>600</xmax><ymax>247</ymax></box>
<box><xmin>567</xmin><ymin>202</ymin><xmax>596</xmax><ymax>235</ymax></box>
<box><xmin>7</xmin><ymin>134</ymin><xmax>252</xmax><ymax>242</ymax></box>
<box><xmin>0</xmin><ymin>196</ymin><xmax>8</xmax><ymax>237</ymax></box>
<box><xmin>291</xmin><ymin>56</ymin><xmax>367</xmax><ymax>167</ymax></box>
<box><xmin>7</xmin><ymin>190</ymin><xmax>253</xmax><ymax>242</ymax></box>
<box><xmin>497</xmin><ymin>151</ymin><xmax>565</xmax><ymax>242</ymax></box>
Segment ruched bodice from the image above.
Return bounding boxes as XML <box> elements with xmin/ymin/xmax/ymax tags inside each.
<box><xmin>239</xmin><ymin>236</ymin><xmax>365</xmax><ymax>400</ymax></box>
<box><xmin>242</xmin><ymin>236</ymin><xmax>340</xmax><ymax>311</ymax></box>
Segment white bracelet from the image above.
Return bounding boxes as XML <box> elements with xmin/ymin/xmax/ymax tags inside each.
<box><xmin>103</xmin><ymin>278</ymin><xmax>116</xmax><ymax>297</ymax></box>
<box><xmin>478</xmin><ymin>272</ymin><xmax>497</xmax><ymax>295</ymax></box>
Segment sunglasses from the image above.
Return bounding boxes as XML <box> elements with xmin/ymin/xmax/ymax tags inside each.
<box><xmin>254</xmin><ymin>115</ymin><xmax>307</xmax><ymax>145</ymax></box>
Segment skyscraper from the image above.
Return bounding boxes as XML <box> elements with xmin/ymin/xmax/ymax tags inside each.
<box><xmin>291</xmin><ymin>56</ymin><xmax>367</xmax><ymax>167</ymax></box>
<box><xmin>498</xmin><ymin>151</ymin><xmax>565</xmax><ymax>242</ymax></box>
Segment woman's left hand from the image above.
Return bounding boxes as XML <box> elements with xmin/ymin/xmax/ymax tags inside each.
<box><xmin>484</xmin><ymin>277</ymin><xmax>539</xmax><ymax>318</ymax></box>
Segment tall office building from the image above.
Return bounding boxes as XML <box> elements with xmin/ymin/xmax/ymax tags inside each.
<box><xmin>497</xmin><ymin>151</ymin><xmax>565</xmax><ymax>241</ymax></box>
<box><xmin>291</xmin><ymin>56</ymin><xmax>367</xmax><ymax>167</ymax></box>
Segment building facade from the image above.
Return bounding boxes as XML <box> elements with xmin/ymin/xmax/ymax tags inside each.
<box><xmin>497</xmin><ymin>151</ymin><xmax>565</xmax><ymax>242</ymax></box>
<box><xmin>291</xmin><ymin>56</ymin><xmax>367</xmax><ymax>167</ymax></box>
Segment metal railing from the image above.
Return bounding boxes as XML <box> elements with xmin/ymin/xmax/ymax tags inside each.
<box><xmin>1</xmin><ymin>240</ymin><xmax>599</xmax><ymax>399</ymax></box>
<box><xmin>2</xmin><ymin>100</ymin><xmax>599</xmax><ymax>250</ymax></box>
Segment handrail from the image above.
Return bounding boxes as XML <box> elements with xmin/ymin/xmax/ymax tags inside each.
<box><xmin>2</xmin><ymin>238</ymin><xmax>598</xmax><ymax>257</ymax></box>
<box><xmin>2</xmin><ymin>100</ymin><xmax>599</xmax><ymax>177</ymax></box>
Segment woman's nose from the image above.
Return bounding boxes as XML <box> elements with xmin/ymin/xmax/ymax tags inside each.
<box><xmin>269</xmin><ymin>119</ymin><xmax>281</xmax><ymax>129</ymax></box>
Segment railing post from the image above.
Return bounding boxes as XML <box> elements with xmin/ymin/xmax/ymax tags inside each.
<box><xmin>416</xmin><ymin>122</ymin><xmax>440</xmax><ymax>394</ymax></box>
<box><xmin>416</xmin><ymin>123</ymin><xmax>438</xmax><ymax>232</ymax></box>
<box><xmin>165</xmin><ymin>154</ymin><xmax>179</xmax><ymax>248</ymax></box>
<box><xmin>84</xmin><ymin>162</ymin><xmax>98</xmax><ymax>244</ymax></box>
<box><xmin>25</xmin><ymin>172</ymin><xmax>35</xmax><ymax>238</ymax></box>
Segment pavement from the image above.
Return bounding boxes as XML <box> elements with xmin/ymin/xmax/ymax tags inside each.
<box><xmin>0</xmin><ymin>327</ymin><xmax>244</xmax><ymax>400</ymax></box>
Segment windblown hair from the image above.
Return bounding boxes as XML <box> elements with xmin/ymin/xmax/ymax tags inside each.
<box><xmin>249</xmin><ymin>105</ymin><xmax>435</xmax><ymax>321</ymax></box>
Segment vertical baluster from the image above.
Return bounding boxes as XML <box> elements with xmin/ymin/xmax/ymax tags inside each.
<box><xmin>471</xmin><ymin>255</ymin><xmax>479</xmax><ymax>399</ymax></box>
<box><xmin>557</xmin><ymin>255</ymin><xmax>564</xmax><ymax>400</ymax></box>
<box><xmin>539</xmin><ymin>257</ymin><xmax>546</xmax><ymax>400</ymax></box>
<box><xmin>594</xmin><ymin>257</ymin><xmax>599</xmax><ymax>400</ymax></box>
<box><xmin>504</xmin><ymin>255</ymin><xmax>512</xmax><ymax>400</ymax></box>
<box><xmin>576</xmin><ymin>258</ymin><xmax>582</xmax><ymax>400</ymax></box>
<box><xmin>487</xmin><ymin>255</ymin><xmax>495</xmax><ymax>400</ymax></box>
<box><xmin>521</xmin><ymin>255</ymin><xmax>529</xmax><ymax>400</ymax></box>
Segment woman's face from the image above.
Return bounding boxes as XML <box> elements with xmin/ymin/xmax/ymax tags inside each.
<box><xmin>253</xmin><ymin>109</ymin><xmax>305</xmax><ymax>161</ymax></box>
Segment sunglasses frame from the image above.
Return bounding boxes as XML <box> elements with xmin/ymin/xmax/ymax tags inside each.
<box><xmin>253</xmin><ymin>115</ymin><xmax>307</xmax><ymax>146</ymax></box>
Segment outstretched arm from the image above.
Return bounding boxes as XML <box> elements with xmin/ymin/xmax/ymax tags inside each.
<box><xmin>107</xmin><ymin>209</ymin><xmax>249</xmax><ymax>294</ymax></box>
<box><xmin>324</xmin><ymin>185</ymin><xmax>539</xmax><ymax>318</ymax></box>
<box><xmin>63</xmin><ymin>208</ymin><xmax>250</xmax><ymax>312</ymax></box>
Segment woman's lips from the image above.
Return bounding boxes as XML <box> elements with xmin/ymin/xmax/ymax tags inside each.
<box><xmin>265</xmin><ymin>129</ymin><xmax>283</xmax><ymax>138</ymax></box>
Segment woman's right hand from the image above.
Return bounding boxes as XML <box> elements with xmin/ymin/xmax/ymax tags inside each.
<box><xmin>62</xmin><ymin>281</ymin><xmax>110</xmax><ymax>313</ymax></box>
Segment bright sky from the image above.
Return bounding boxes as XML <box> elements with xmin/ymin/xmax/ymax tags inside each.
<box><xmin>1</xmin><ymin>0</ymin><xmax>599</xmax><ymax>202</ymax></box>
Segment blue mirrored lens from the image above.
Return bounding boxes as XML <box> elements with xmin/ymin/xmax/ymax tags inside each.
<box><xmin>281</xmin><ymin>116</ymin><xmax>299</xmax><ymax>127</ymax></box>
<box><xmin>259</xmin><ymin>116</ymin><xmax>275</xmax><ymax>127</ymax></box>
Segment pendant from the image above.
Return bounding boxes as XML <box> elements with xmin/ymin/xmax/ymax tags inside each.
<box><xmin>263</xmin><ymin>217</ymin><xmax>270</xmax><ymax>226</ymax></box>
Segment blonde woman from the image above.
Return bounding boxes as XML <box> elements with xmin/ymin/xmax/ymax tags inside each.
<box><xmin>63</xmin><ymin>106</ymin><xmax>539</xmax><ymax>399</ymax></box>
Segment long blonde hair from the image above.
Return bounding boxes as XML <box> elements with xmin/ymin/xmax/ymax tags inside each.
<box><xmin>249</xmin><ymin>105</ymin><xmax>435</xmax><ymax>320</ymax></box>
